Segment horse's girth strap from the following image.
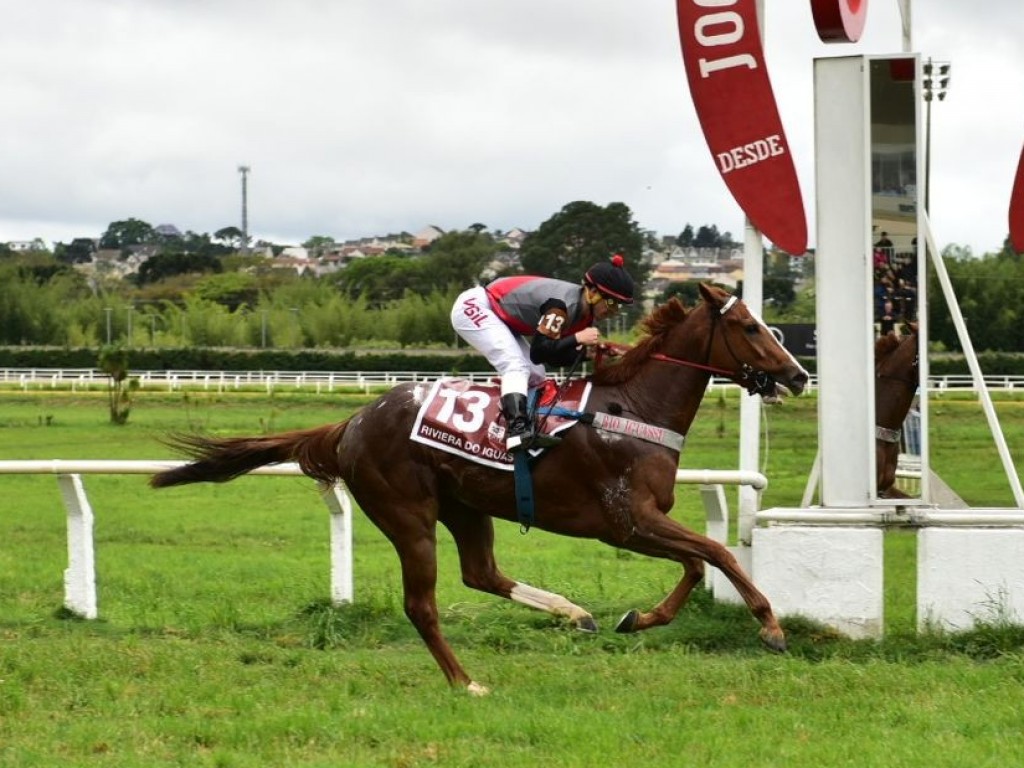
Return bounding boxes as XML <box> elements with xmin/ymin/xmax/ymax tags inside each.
<box><xmin>875</xmin><ymin>425</ymin><xmax>902</xmax><ymax>444</ymax></box>
<box><xmin>589</xmin><ymin>412</ymin><xmax>685</xmax><ymax>452</ymax></box>
<box><xmin>536</xmin><ymin>406</ymin><xmax>685</xmax><ymax>452</ymax></box>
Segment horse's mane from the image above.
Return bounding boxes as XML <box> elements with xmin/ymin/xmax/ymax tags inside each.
<box><xmin>592</xmin><ymin>298</ymin><xmax>692</xmax><ymax>386</ymax></box>
<box><xmin>875</xmin><ymin>322</ymin><xmax>919</xmax><ymax>366</ymax></box>
<box><xmin>876</xmin><ymin>325</ymin><xmax>917</xmax><ymax>376</ymax></box>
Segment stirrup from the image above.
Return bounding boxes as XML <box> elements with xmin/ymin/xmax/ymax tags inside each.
<box><xmin>530</xmin><ymin>433</ymin><xmax>562</xmax><ymax>448</ymax></box>
<box><xmin>507</xmin><ymin>429</ymin><xmax>561</xmax><ymax>452</ymax></box>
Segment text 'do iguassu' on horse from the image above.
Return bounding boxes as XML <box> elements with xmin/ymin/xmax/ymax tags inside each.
<box><xmin>151</xmin><ymin>284</ymin><xmax>808</xmax><ymax>695</ymax></box>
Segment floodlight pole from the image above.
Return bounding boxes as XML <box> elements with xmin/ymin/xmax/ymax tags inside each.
<box><xmin>922</xmin><ymin>59</ymin><xmax>951</xmax><ymax>214</ymax></box>
<box><xmin>238</xmin><ymin>165</ymin><xmax>251</xmax><ymax>257</ymax></box>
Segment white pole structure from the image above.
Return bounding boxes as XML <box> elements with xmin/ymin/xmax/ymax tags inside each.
<box><xmin>898</xmin><ymin>0</ymin><xmax>913</xmax><ymax>53</ymax></box>
<box><xmin>755</xmin><ymin>40</ymin><xmax>1024</xmax><ymax>637</ymax></box>
<box><xmin>750</xmin><ymin>55</ymin><xmax>921</xmax><ymax>639</ymax></box>
<box><xmin>736</xmin><ymin>0</ymin><xmax>767</xmax><ymax>546</ymax></box>
<box><xmin>813</xmin><ymin>55</ymin><xmax>877</xmax><ymax>507</ymax></box>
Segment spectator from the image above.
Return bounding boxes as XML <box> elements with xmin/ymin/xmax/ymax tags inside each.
<box><xmin>879</xmin><ymin>300</ymin><xmax>896</xmax><ymax>336</ymax></box>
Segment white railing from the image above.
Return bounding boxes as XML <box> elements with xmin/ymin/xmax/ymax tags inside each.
<box><xmin>0</xmin><ymin>460</ymin><xmax>352</xmax><ymax>620</ymax></box>
<box><xmin>0</xmin><ymin>460</ymin><xmax>766</xmax><ymax>620</ymax></box>
<box><xmin>3</xmin><ymin>368</ymin><xmax>1024</xmax><ymax>393</ymax></box>
<box><xmin>0</xmin><ymin>368</ymin><xmax>496</xmax><ymax>394</ymax></box>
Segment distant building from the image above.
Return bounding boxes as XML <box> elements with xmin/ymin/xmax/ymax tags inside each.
<box><xmin>6</xmin><ymin>240</ymin><xmax>42</xmax><ymax>252</ymax></box>
<box><xmin>279</xmin><ymin>246</ymin><xmax>310</xmax><ymax>261</ymax></box>
<box><xmin>647</xmin><ymin>257</ymin><xmax>740</xmax><ymax>295</ymax></box>
<box><xmin>412</xmin><ymin>225</ymin><xmax>445</xmax><ymax>248</ymax></box>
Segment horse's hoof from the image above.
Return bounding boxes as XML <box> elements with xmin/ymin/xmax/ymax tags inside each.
<box><xmin>466</xmin><ymin>681</ymin><xmax>491</xmax><ymax>697</ymax></box>
<box><xmin>615</xmin><ymin>609</ymin><xmax>640</xmax><ymax>633</ymax></box>
<box><xmin>760</xmin><ymin>630</ymin><xmax>787</xmax><ymax>654</ymax></box>
<box><xmin>575</xmin><ymin>615</ymin><xmax>599</xmax><ymax>633</ymax></box>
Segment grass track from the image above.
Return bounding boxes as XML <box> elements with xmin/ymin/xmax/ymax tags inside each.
<box><xmin>2</xmin><ymin>389</ymin><xmax>1024</xmax><ymax>766</ymax></box>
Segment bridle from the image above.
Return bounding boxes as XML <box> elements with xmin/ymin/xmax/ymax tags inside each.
<box><xmin>876</xmin><ymin>336</ymin><xmax>920</xmax><ymax>391</ymax></box>
<box><xmin>876</xmin><ymin>365</ymin><xmax>919</xmax><ymax>390</ymax></box>
<box><xmin>648</xmin><ymin>295</ymin><xmax>780</xmax><ymax>397</ymax></box>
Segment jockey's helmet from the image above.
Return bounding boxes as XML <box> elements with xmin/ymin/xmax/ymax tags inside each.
<box><xmin>584</xmin><ymin>254</ymin><xmax>635</xmax><ymax>304</ymax></box>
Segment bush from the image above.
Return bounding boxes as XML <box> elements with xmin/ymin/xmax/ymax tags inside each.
<box><xmin>0</xmin><ymin>346</ymin><xmax>492</xmax><ymax>374</ymax></box>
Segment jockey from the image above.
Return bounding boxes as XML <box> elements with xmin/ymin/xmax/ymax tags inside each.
<box><xmin>451</xmin><ymin>254</ymin><xmax>635</xmax><ymax>451</ymax></box>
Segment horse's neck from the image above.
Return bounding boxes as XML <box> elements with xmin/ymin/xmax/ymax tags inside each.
<box><xmin>875</xmin><ymin>379</ymin><xmax>916</xmax><ymax>430</ymax></box>
<box><xmin>875</xmin><ymin>341</ymin><xmax>917</xmax><ymax>430</ymax></box>
<box><xmin>603</xmin><ymin>352</ymin><xmax>712</xmax><ymax>436</ymax></box>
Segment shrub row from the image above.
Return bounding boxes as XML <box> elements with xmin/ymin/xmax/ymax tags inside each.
<box><xmin>2</xmin><ymin>347</ymin><xmax>1023</xmax><ymax>377</ymax></box>
<box><xmin>0</xmin><ymin>346</ymin><xmax>492</xmax><ymax>375</ymax></box>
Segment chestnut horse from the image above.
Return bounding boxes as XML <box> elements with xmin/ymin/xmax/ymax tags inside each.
<box><xmin>875</xmin><ymin>324</ymin><xmax>920</xmax><ymax>498</ymax></box>
<box><xmin>151</xmin><ymin>284</ymin><xmax>808</xmax><ymax>694</ymax></box>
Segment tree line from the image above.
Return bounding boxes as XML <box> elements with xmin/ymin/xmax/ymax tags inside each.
<box><xmin>2</xmin><ymin>205</ymin><xmax>1021</xmax><ymax>353</ymax></box>
<box><xmin>0</xmin><ymin>201</ymin><xmax>650</xmax><ymax>349</ymax></box>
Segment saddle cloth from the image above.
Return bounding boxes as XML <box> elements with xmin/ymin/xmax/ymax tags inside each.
<box><xmin>410</xmin><ymin>377</ymin><xmax>592</xmax><ymax>470</ymax></box>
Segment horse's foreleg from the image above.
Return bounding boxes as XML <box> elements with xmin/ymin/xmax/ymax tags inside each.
<box><xmin>507</xmin><ymin>583</ymin><xmax>598</xmax><ymax>632</ymax></box>
<box><xmin>614</xmin><ymin>513</ymin><xmax>786</xmax><ymax>652</ymax></box>
<box><xmin>441</xmin><ymin>511</ymin><xmax>598</xmax><ymax>632</ymax></box>
<box><xmin>876</xmin><ymin>440</ymin><xmax>900</xmax><ymax>496</ymax></box>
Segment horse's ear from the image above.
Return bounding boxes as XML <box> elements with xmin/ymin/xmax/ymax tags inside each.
<box><xmin>698</xmin><ymin>282</ymin><xmax>722</xmax><ymax>307</ymax></box>
<box><xmin>875</xmin><ymin>333</ymin><xmax>898</xmax><ymax>358</ymax></box>
<box><xmin>908</xmin><ymin>321</ymin><xmax>919</xmax><ymax>335</ymax></box>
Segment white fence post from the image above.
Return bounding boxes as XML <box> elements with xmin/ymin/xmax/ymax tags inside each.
<box><xmin>57</xmin><ymin>473</ymin><xmax>98</xmax><ymax>619</ymax></box>
<box><xmin>321</xmin><ymin>483</ymin><xmax>353</xmax><ymax>604</ymax></box>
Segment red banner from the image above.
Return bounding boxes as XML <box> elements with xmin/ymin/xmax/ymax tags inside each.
<box><xmin>1011</xmin><ymin>143</ymin><xmax>1024</xmax><ymax>254</ymax></box>
<box><xmin>676</xmin><ymin>0</ymin><xmax>807</xmax><ymax>255</ymax></box>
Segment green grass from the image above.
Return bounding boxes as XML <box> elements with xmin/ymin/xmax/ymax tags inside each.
<box><xmin>2</xmin><ymin>389</ymin><xmax>1024</xmax><ymax>766</ymax></box>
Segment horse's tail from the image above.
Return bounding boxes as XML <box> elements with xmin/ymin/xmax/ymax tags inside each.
<box><xmin>150</xmin><ymin>421</ymin><xmax>350</xmax><ymax>489</ymax></box>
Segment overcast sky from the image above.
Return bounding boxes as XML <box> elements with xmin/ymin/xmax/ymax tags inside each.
<box><xmin>2</xmin><ymin>1</ymin><xmax>1020</xmax><ymax>255</ymax></box>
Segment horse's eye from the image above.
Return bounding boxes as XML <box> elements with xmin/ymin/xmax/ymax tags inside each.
<box><xmin>744</xmin><ymin>323</ymin><xmax>761</xmax><ymax>335</ymax></box>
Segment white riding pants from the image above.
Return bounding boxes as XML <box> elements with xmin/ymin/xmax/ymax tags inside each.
<box><xmin>451</xmin><ymin>286</ymin><xmax>546</xmax><ymax>396</ymax></box>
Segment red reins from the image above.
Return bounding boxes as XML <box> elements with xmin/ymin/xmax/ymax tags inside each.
<box><xmin>594</xmin><ymin>342</ymin><xmax>735</xmax><ymax>378</ymax></box>
<box><xmin>648</xmin><ymin>352</ymin><xmax>734</xmax><ymax>378</ymax></box>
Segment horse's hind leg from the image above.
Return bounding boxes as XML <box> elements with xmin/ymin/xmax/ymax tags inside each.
<box><xmin>395</xmin><ymin>535</ymin><xmax>484</xmax><ymax>691</ymax></box>
<box><xmin>361</xmin><ymin>499</ymin><xmax>487</xmax><ymax>694</ymax></box>
<box><xmin>440</xmin><ymin>509</ymin><xmax>598</xmax><ymax>632</ymax></box>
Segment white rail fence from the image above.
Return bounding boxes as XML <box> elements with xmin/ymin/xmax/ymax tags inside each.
<box><xmin>0</xmin><ymin>460</ymin><xmax>766</xmax><ymax>620</ymax></box>
<box><xmin>4</xmin><ymin>367</ymin><xmax>1024</xmax><ymax>393</ymax></box>
<box><xmin>0</xmin><ymin>368</ymin><xmax>499</xmax><ymax>394</ymax></box>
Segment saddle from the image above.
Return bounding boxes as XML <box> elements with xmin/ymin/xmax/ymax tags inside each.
<box><xmin>410</xmin><ymin>374</ymin><xmax>685</xmax><ymax>530</ymax></box>
<box><xmin>409</xmin><ymin>377</ymin><xmax>592</xmax><ymax>470</ymax></box>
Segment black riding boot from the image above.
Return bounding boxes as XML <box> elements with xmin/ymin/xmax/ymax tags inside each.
<box><xmin>501</xmin><ymin>393</ymin><xmax>534</xmax><ymax>452</ymax></box>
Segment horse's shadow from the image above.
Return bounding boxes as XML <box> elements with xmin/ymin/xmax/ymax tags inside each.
<box><xmin>293</xmin><ymin>590</ymin><xmax>832</xmax><ymax>658</ymax></box>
